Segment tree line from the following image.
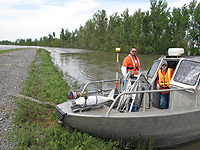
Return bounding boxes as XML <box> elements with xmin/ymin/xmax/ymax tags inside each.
<box><xmin>1</xmin><ymin>0</ymin><xmax>200</xmax><ymax>55</ymax></box>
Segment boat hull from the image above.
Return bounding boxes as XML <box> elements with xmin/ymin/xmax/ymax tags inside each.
<box><xmin>56</xmin><ymin>101</ymin><xmax>200</xmax><ymax>148</ymax></box>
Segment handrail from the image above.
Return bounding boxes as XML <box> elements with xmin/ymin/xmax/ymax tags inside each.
<box><xmin>106</xmin><ymin>87</ymin><xmax>196</xmax><ymax>115</ymax></box>
<box><xmin>80</xmin><ymin>79</ymin><xmax>120</xmax><ymax>95</ymax></box>
<box><xmin>80</xmin><ymin>73</ymin><xmax>149</xmax><ymax>96</ymax></box>
<box><xmin>123</xmin><ymin>73</ymin><xmax>150</xmax><ymax>89</ymax></box>
<box><xmin>87</xmin><ymin>88</ymin><xmax>114</xmax><ymax>94</ymax></box>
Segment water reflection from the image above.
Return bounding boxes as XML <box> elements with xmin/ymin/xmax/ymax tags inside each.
<box><xmin>51</xmin><ymin>50</ymin><xmax>121</xmax><ymax>90</ymax></box>
<box><xmin>50</xmin><ymin>49</ymin><xmax>160</xmax><ymax>91</ymax></box>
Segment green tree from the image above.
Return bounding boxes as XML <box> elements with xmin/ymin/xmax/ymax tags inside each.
<box><xmin>106</xmin><ymin>12</ymin><xmax>123</xmax><ymax>52</ymax></box>
<box><xmin>25</xmin><ymin>38</ymin><xmax>32</xmax><ymax>46</ymax></box>
<box><xmin>170</xmin><ymin>5</ymin><xmax>189</xmax><ymax>48</ymax></box>
<box><xmin>121</xmin><ymin>8</ymin><xmax>133</xmax><ymax>51</ymax></box>
<box><xmin>65</xmin><ymin>29</ymin><xmax>71</xmax><ymax>47</ymax></box>
<box><xmin>132</xmin><ymin>8</ymin><xmax>153</xmax><ymax>53</ymax></box>
<box><xmin>194</xmin><ymin>1</ymin><xmax>200</xmax><ymax>54</ymax></box>
<box><xmin>33</xmin><ymin>38</ymin><xmax>38</xmax><ymax>46</ymax></box>
<box><xmin>70</xmin><ymin>29</ymin><xmax>78</xmax><ymax>48</ymax></box>
<box><xmin>53</xmin><ymin>32</ymin><xmax>56</xmax><ymax>38</ymax></box>
<box><xmin>150</xmin><ymin>0</ymin><xmax>168</xmax><ymax>54</ymax></box>
<box><xmin>86</xmin><ymin>19</ymin><xmax>96</xmax><ymax>50</ymax></box>
<box><xmin>60</xmin><ymin>28</ymin><xmax>65</xmax><ymax>47</ymax></box>
<box><xmin>2</xmin><ymin>0</ymin><xmax>200</xmax><ymax>55</ymax></box>
<box><xmin>76</xmin><ymin>25</ymin><xmax>86</xmax><ymax>49</ymax></box>
<box><xmin>188</xmin><ymin>0</ymin><xmax>197</xmax><ymax>55</ymax></box>
<box><xmin>92</xmin><ymin>10</ymin><xmax>108</xmax><ymax>51</ymax></box>
<box><xmin>141</xmin><ymin>10</ymin><xmax>154</xmax><ymax>53</ymax></box>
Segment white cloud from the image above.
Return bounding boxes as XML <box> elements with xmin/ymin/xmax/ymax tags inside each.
<box><xmin>168</xmin><ymin>0</ymin><xmax>195</xmax><ymax>8</ymax></box>
<box><xmin>0</xmin><ymin>0</ymin><xmax>99</xmax><ymax>41</ymax></box>
<box><xmin>0</xmin><ymin>0</ymin><xmax>199</xmax><ymax>41</ymax></box>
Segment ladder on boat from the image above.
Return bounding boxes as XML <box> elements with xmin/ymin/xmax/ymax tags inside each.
<box><xmin>117</xmin><ymin>73</ymin><xmax>150</xmax><ymax>112</ymax></box>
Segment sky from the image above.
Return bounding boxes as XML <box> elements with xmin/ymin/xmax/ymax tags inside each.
<box><xmin>0</xmin><ymin>0</ymin><xmax>199</xmax><ymax>42</ymax></box>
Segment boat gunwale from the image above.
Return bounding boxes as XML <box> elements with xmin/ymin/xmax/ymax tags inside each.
<box><xmin>56</xmin><ymin>86</ymin><xmax>198</xmax><ymax>118</ymax></box>
<box><xmin>58</xmin><ymin>101</ymin><xmax>200</xmax><ymax>119</ymax></box>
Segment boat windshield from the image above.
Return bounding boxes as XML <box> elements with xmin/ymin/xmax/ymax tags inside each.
<box><xmin>147</xmin><ymin>60</ymin><xmax>160</xmax><ymax>78</ymax></box>
<box><xmin>174</xmin><ymin>60</ymin><xmax>200</xmax><ymax>86</ymax></box>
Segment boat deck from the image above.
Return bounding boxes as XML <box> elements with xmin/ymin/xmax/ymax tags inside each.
<box><xmin>56</xmin><ymin>99</ymin><xmax>200</xmax><ymax>118</ymax></box>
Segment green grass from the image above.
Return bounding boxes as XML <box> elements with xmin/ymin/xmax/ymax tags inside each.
<box><xmin>8</xmin><ymin>48</ymin><xmax>155</xmax><ymax>150</ymax></box>
<box><xmin>8</xmin><ymin>49</ymin><xmax>122</xmax><ymax>150</ymax></box>
<box><xmin>0</xmin><ymin>48</ymin><xmax>24</xmax><ymax>54</ymax></box>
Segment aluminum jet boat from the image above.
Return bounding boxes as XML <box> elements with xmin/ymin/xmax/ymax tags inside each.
<box><xmin>55</xmin><ymin>48</ymin><xmax>200</xmax><ymax>148</ymax></box>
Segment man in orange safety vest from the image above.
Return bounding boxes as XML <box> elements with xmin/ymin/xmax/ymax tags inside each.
<box><xmin>156</xmin><ymin>60</ymin><xmax>174</xmax><ymax>109</ymax></box>
<box><xmin>121</xmin><ymin>47</ymin><xmax>140</xmax><ymax>78</ymax></box>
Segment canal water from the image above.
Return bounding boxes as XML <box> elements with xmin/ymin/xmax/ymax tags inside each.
<box><xmin>48</xmin><ymin>47</ymin><xmax>160</xmax><ymax>91</ymax></box>
<box><xmin>1</xmin><ymin>45</ymin><xmax>200</xmax><ymax>149</ymax></box>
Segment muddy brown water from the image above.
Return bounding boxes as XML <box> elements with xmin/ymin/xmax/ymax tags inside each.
<box><xmin>49</xmin><ymin>48</ymin><xmax>160</xmax><ymax>91</ymax></box>
<box><xmin>1</xmin><ymin>45</ymin><xmax>200</xmax><ymax>149</ymax></box>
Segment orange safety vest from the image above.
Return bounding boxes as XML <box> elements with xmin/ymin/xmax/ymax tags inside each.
<box><xmin>158</xmin><ymin>68</ymin><xmax>172</xmax><ymax>88</ymax></box>
<box><xmin>127</xmin><ymin>54</ymin><xmax>140</xmax><ymax>75</ymax></box>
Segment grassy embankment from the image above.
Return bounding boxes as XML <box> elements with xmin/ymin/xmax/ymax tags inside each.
<box><xmin>8</xmin><ymin>48</ymin><xmax>154</xmax><ymax>149</ymax></box>
<box><xmin>8</xmin><ymin>49</ymin><xmax>123</xmax><ymax>149</ymax></box>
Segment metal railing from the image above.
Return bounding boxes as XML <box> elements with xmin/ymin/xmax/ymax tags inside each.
<box><xmin>80</xmin><ymin>79</ymin><xmax>120</xmax><ymax>96</ymax></box>
<box><xmin>106</xmin><ymin>87</ymin><xmax>197</xmax><ymax>115</ymax></box>
<box><xmin>80</xmin><ymin>73</ymin><xmax>149</xmax><ymax>96</ymax></box>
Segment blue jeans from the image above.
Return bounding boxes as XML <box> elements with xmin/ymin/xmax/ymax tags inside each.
<box><xmin>160</xmin><ymin>93</ymin><xmax>170</xmax><ymax>109</ymax></box>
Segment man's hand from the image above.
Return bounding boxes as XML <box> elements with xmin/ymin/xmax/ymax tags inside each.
<box><xmin>157</xmin><ymin>84</ymin><xmax>161</xmax><ymax>90</ymax></box>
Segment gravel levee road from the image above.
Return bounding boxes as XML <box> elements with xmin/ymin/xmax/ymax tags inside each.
<box><xmin>0</xmin><ymin>48</ymin><xmax>37</xmax><ymax>150</ymax></box>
